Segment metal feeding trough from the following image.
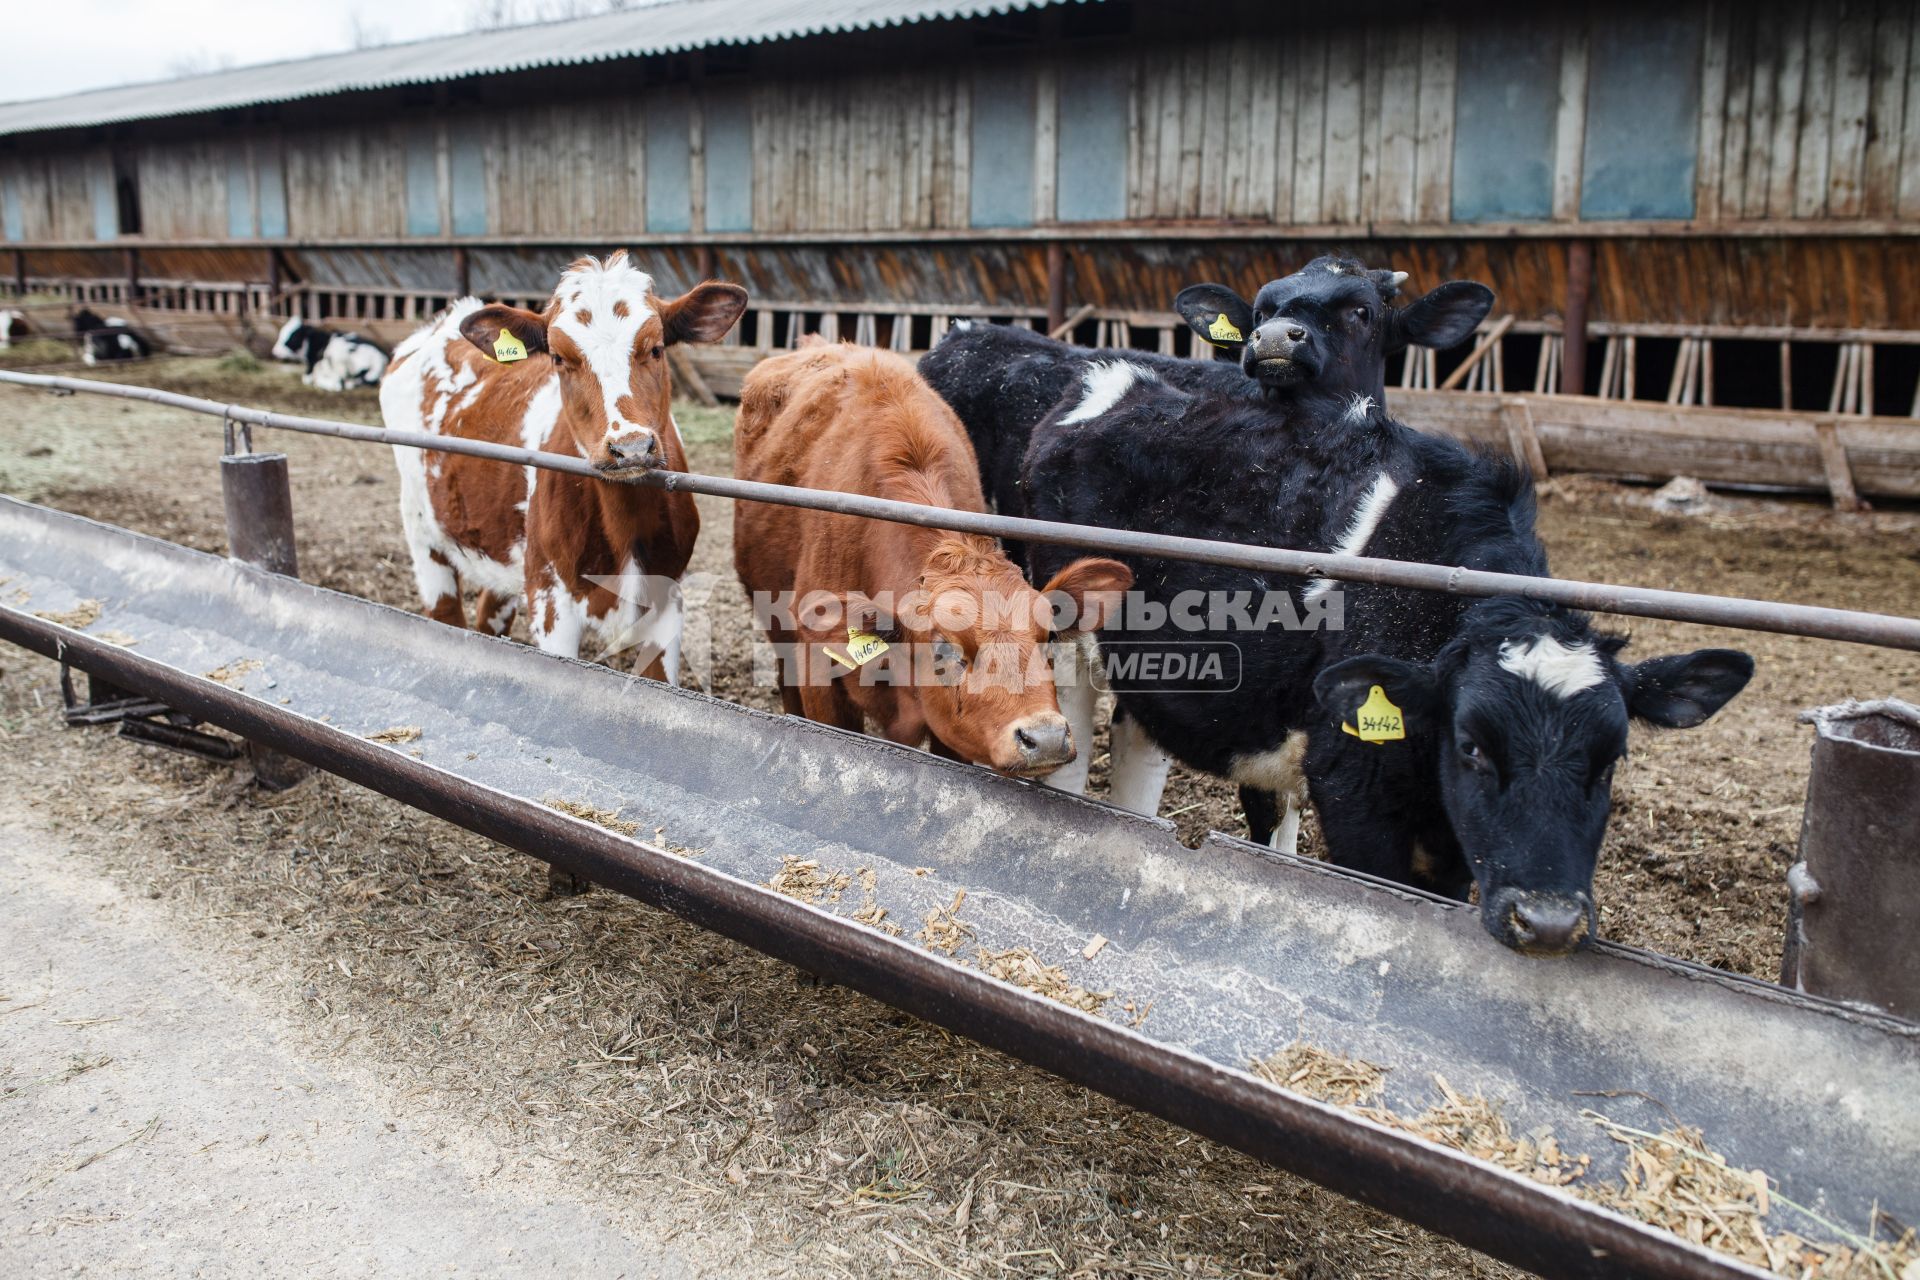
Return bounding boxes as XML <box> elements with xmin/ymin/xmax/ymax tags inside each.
<box><xmin>2</xmin><ymin>495</ymin><xmax>1916</xmax><ymax>1280</ymax></box>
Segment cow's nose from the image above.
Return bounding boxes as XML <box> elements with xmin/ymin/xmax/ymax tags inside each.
<box><xmin>1251</xmin><ymin>323</ymin><xmax>1303</xmax><ymax>362</ymax></box>
<box><xmin>1286</xmin><ymin>325</ymin><xmax>1306</xmax><ymax>341</ymax></box>
<box><xmin>1507</xmin><ymin>895</ymin><xmax>1592</xmax><ymax>956</ymax></box>
<box><xmin>603</xmin><ymin>431</ymin><xmax>659</xmax><ymax>470</ymax></box>
<box><xmin>1007</xmin><ymin>714</ymin><xmax>1074</xmax><ymax>773</ymax></box>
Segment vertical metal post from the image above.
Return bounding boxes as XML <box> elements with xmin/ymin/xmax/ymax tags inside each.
<box><xmin>1046</xmin><ymin>240</ymin><xmax>1067</xmax><ymax>337</ymax></box>
<box><xmin>11</xmin><ymin>249</ymin><xmax>24</xmax><ymax>298</ymax></box>
<box><xmin>453</xmin><ymin>245</ymin><xmax>472</xmax><ymax>299</ymax></box>
<box><xmin>221</xmin><ymin>424</ymin><xmax>307</xmax><ymax>788</ymax></box>
<box><xmin>1782</xmin><ymin>699</ymin><xmax>1920</xmax><ymax>1020</ymax></box>
<box><xmin>1560</xmin><ymin>240</ymin><xmax>1592</xmax><ymax>397</ymax></box>
<box><xmin>124</xmin><ymin>247</ymin><xmax>140</xmax><ymax>307</ymax></box>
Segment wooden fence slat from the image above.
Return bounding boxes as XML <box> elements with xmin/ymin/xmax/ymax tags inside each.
<box><xmin>1814</xmin><ymin>417</ymin><xmax>1866</xmax><ymax>509</ymax></box>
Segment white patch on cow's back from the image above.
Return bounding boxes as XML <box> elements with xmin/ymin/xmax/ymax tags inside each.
<box><xmin>1497</xmin><ymin>635</ymin><xmax>1607</xmax><ymax>699</ymax></box>
<box><xmin>1303</xmin><ymin>472</ymin><xmax>1399</xmax><ymax>604</ymax></box>
<box><xmin>1061</xmin><ymin>360</ymin><xmax>1158</xmax><ymax>425</ymax></box>
<box><xmin>548</xmin><ymin>256</ymin><xmax>657</xmax><ymax>442</ymax></box>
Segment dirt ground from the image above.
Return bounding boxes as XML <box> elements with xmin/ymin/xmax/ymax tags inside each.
<box><xmin>2</xmin><ymin>352</ymin><xmax>1917</xmax><ymax>1277</ymax></box>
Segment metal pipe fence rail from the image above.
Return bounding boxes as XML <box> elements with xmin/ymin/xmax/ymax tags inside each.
<box><xmin>4</xmin><ymin>368</ymin><xmax>1919</xmax><ymax>653</ymax></box>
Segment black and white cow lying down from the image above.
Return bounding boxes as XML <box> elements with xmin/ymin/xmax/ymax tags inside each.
<box><xmin>1014</xmin><ymin>277</ymin><xmax>1754</xmax><ymax>956</ymax></box>
<box><xmin>0</xmin><ymin>309</ymin><xmax>27</xmax><ymax>349</ymax></box>
<box><xmin>73</xmin><ymin>308</ymin><xmax>152</xmax><ymax>364</ymax></box>
<box><xmin>272</xmin><ymin>317</ymin><xmax>389</xmax><ymax>390</ymax></box>
<box><xmin>919</xmin><ymin>255</ymin><xmax>1497</xmax><ymax>562</ymax></box>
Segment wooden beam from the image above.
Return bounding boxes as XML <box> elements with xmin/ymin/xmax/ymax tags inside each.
<box><xmin>1561</xmin><ymin>241</ymin><xmax>1592</xmax><ymax>396</ymax></box>
<box><xmin>1046</xmin><ymin>240</ymin><xmax>1067</xmax><ymax>336</ymax></box>
<box><xmin>1049</xmin><ymin>302</ymin><xmax>1096</xmax><ymax>341</ymax></box>
<box><xmin>667</xmin><ymin>344</ymin><xmax>719</xmax><ymax>408</ymax></box>
<box><xmin>1813</xmin><ymin>418</ymin><xmax>1866</xmax><ymax>511</ymax></box>
<box><xmin>1501</xmin><ymin>397</ymin><xmax>1549</xmax><ymax>482</ymax></box>
<box><xmin>1440</xmin><ymin>314</ymin><xmax>1515</xmax><ymax>391</ymax></box>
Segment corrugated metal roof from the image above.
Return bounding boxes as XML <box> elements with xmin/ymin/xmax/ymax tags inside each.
<box><xmin>0</xmin><ymin>0</ymin><xmax>1086</xmax><ymax>139</ymax></box>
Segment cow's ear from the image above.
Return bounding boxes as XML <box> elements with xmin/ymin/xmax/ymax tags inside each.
<box><xmin>459</xmin><ymin>304</ymin><xmax>549</xmax><ymax>360</ymax></box>
<box><xmin>1624</xmin><ymin>649</ymin><xmax>1754</xmax><ymax>728</ymax></box>
<box><xmin>1174</xmin><ymin>284</ymin><xmax>1254</xmax><ymax>352</ymax></box>
<box><xmin>1388</xmin><ymin>281</ymin><xmax>1495</xmax><ymax>353</ymax></box>
<box><xmin>1039</xmin><ymin>558</ymin><xmax>1133</xmax><ymax>632</ymax></box>
<box><xmin>661</xmin><ymin>281</ymin><xmax>749</xmax><ymax>346</ymax></box>
<box><xmin>1313</xmin><ymin>655</ymin><xmax>1439</xmax><ymax>734</ymax></box>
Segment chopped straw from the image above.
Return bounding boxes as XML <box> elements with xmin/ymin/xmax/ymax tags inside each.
<box><xmin>544</xmin><ymin>797</ymin><xmax>639</xmax><ymax>836</ymax></box>
<box><xmin>768</xmin><ymin>855</ymin><xmax>852</xmax><ymax>904</ymax></box>
<box><xmin>35</xmin><ymin>598</ymin><xmax>102</xmax><ymax>629</ymax></box>
<box><xmin>977</xmin><ymin>947</ymin><xmax>1111</xmax><ymax>1014</ymax></box>
<box><xmin>1251</xmin><ymin>1043</ymin><xmax>1388</xmax><ymax>1108</ymax></box>
<box><xmin>364</xmin><ymin>724</ymin><xmax>423</xmax><ymax>744</ymax></box>
<box><xmin>916</xmin><ymin>889</ymin><xmax>973</xmax><ymax>954</ymax></box>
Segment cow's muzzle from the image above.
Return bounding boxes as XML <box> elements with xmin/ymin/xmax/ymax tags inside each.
<box><xmin>1246</xmin><ymin>323</ymin><xmax>1314</xmax><ymax>384</ymax></box>
<box><xmin>596</xmin><ymin>430</ymin><xmax>661</xmax><ymax>474</ymax></box>
<box><xmin>1485</xmin><ymin>888</ymin><xmax>1595</xmax><ymax>957</ymax></box>
<box><xmin>997</xmin><ymin>713</ymin><xmax>1076</xmax><ymax>778</ymax></box>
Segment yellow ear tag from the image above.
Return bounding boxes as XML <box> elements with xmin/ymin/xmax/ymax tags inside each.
<box><xmin>1341</xmin><ymin>685</ymin><xmax>1406</xmax><ymax>744</ymax></box>
<box><xmin>1207</xmin><ymin>312</ymin><xmax>1243</xmax><ymax>345</ymax></box>
<box><xmin>827</xmin><ymin>627</ymin><xmax>890</xmax><ymax>670</ymax></box>
<box><xmin>492</xmin><ymin>330</ymin><xmax>528</xmax><ymax>363</ymax></box>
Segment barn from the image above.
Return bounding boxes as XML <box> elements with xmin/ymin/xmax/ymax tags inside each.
<box><xmin>2</xmin><ymin>0</ymin><xmax>1917</xmax><ymax>421</ymax></box>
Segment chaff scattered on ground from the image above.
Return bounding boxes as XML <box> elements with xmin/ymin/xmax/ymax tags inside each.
<box><xmin>978</xmin><ymin>947</ymin><xmax>1111</xmax><ymax>1015</ymax></box>
<box><xmin>363</xmin><ymin>725</ymin><xmax>422</xmax><ymax>745</ymax></box>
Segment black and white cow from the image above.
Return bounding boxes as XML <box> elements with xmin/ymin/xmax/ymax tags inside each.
<box><xmin>919</xmin><ymin>255</ymin><xmax>1495</xmax><ymax>562</ymax></box>
<box><xmin>0</xmin><ymin>309</ymin><xmax>27</xmax><ymax>349</ymax></box>
<box><xmin>1018</xmin><ymin>289</ymin><xmax>1753</xmax><ymax>956</ymax></box>
<box><xmin>272</xmin><ymin>316</ymin><xmax>389</xmax><ymax>390</ymax></box>
<box><xmin>73</xmin><ymin>308</ymin><xmax>151</xmax><ymax>364</ymax></box>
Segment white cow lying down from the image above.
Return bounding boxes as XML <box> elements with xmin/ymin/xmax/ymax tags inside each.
<box><xmin>271</xmin><ymin>316</ymin><xmax>389</xmax><ymax>390</ymax></box>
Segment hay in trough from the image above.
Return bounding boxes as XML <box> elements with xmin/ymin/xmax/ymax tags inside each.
<box><xmin>1251</xmin><ymin>1043</ymin><xmax>1388</xmax><ymax>1107</ymax></box>
<box><xmin>364</xmin><ymin>724</ymin><xmax>422</xmax><ymax>744</ymax></box>
<box><xmin>916</xmin><ymin>888</ymin><xmax>973</xmax><ymax>954</ymax></box>
<box><xmin>848</xmin><ymin>866</ymin><xmax>901</xmax><ymax>935</ymax></box>
<box><xmin>203</xmin><ymin>657</ymin><xmax>262</xmax><ymax>683</ymax></box>
<box><xmin>1373</xmin><ymin>1075</ymin><xmax>1588</xmax><ymax>1188</ymax></box>
<box><xmin>543</xmin><ymin>796</ymin><xmax>640</xmax><ymax>836</ymax></box>
<box><xmin>768</xmin><ymin>854</ymin><xmax>851</xmax><ymax>904</ymax></box>
<box><xmin>977</xmin><ymin>946</ymin><xmax>1111</xmax><ymax>1014</ymax></box>
<box><xmin>35</xmin><ymin>598</ymin><xmax>101</xmax><ymax>628</ymax></box>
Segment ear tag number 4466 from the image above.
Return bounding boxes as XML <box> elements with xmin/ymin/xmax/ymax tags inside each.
<box><xmin>493</xmin><ymin>330</ymin><xmax>529</xmax><ymax>363</ymax></box>
<box><xmin>1342</xmin><ymin>685</ymin><xmax>1405</xmax><ymax>744</ymax></box>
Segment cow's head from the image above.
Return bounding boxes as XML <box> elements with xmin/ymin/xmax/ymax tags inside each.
<box><xmin>457</xmin><ymin>252</ymin><xmax>747</xmax><ymax>474</ymax></box>
<box><xmin>1313</xmin><ymin>600</ymin><xmax>1752</xmax><ymax>956</ymax></box>
<box><xmin>805</xmin><ymin>540</ymin><xmax>1131</xmax><ymax>777</ymax></box>
<box><xmin>271</xmin><ymin>316</ymin><xmax>309</xmax><ymax>361</ymax></box>
<box><xmin>1174</xmin><ymin>257</ymin><xmax>1493</xmax><ymax>405</ymax></box>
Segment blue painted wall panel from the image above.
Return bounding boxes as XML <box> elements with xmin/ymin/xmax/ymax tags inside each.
<box><xmin>1056</xmin><ymin>60</ymin><xmax>1128</xmax><ymax>223</ymax></box>
<box><xmin>256</xmin><ymin>146</ymin><xmax>289</xmax><ymax>237</ymax></box>
<box><xmin>1</xmin><ymin>174</ymin><xmax>23</xmax><ymax>242</ymax></box>
<box><xmin>225</xmin><ymin>150</ymin><xmax>255</xmax><ymax>238</ymax></box>
<box><xmin>970</xmin><ymin>65</ymin><xmax>1035</xmax><ymax>228</ymax></box>
<box><xmin>703</xmin><ymin>95</ymin><xmax>753</xmax><ymax>233</ymax></box>
<box><xmin>403</xmin><ymin>124</ymin><xmax>442</xmax><ymax>237</ymax></box>
<box><xmin>1452</xmin><ymin>24</ymin><xmax>1560</xmax><ymax>222</ymax></box>
<box><xmin>1581</xmin><ymin>13</ymin><xmax>1703</xmax><ymax>220</ymax></box>
<box><xmin>646</xmin><ymin>93</ymin><xmax>693</xmax><ymax>234</ymax></box>
<box><xmin>449</xmin><ymin>122</ymin><xmax>488</xmax><ymax>237</ymax></box>
<box><xmin>90</xmin><ymin>157</ymin><xmax>117</xmax><ymax>239</ymax></box>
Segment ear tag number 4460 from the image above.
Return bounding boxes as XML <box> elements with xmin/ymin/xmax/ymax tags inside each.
<box><xmin>493</xmin><ymin>330</ymin><xmax>529</xmax><ymax>363</ymax></box>
<box><xmin>1342</xmin><ymin>685</ymin><xmax>1405</xmax><ymax>744</ymax></box>
<box><xmin>827</xmin><ymin>627</ymin><xmax>890</xmax><ymax>671</ymax></box>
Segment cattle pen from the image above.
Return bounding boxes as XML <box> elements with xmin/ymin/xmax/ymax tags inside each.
<box><xmin>1</xmin><ymin>366</ymin><xmax>1917</xmax><ymax>1280</ymax></box>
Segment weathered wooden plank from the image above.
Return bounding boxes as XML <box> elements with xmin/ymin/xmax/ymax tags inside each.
<box><xmin>1222</xmin><ymin>39</ymin><xmax>1256</xmax><ymax>217</ymax></box>
<box><xmin>1795</xmin><ymin>4</ymin><xmax>1836</xmax><ymax>218</ymax></box>
<box><xmin>1271</xmin><ymin>40</ymin><xmax>1297</xmax><ymax>224</ymax></box>
<box><xmin>1292</xmin><ymin>35</ymin><xmax>1328</xmax><ymax>223</ymax></box>
<box><xmin>1322</xmin><ymin>29</ymin><xmax>1365</xmax><ymax>223</ymax></box>
<box><xmin>1826</xmin><ymin>0</ymin><xmax>1875</xmax><ymax>217</ymax></box>
<box><xmin>1696</xmin><ymin>0</ymin><xmax>1730</xmax><ymax>223</ymax></box>
<box><xmin>1552</xmin><ymin>15</ymin><xmax>1590</xmax><ymax>221</ymax></box>
<box><xmin>1814</xmin><ymin>417</ymin><xmax>1866</xmax><ymax>508</ymax></box>
<box><xmin>1033</xmin><ymin>62</ymin><xmax>1058</xmax><ymax>224</ymax></box>
<box><xmin>1717</xmin><ymin>6</ymin><xmax>1754</xmax><ymax>219</ymax></box>
<box><xmin>1358</xmin><ymin>25</ymin><xmax>1385</xmax><ymax>224</ymax></box>
<box><xmin>1898</xmin><ymin>7</ymin><xmax>1920</xmax><ymax>217</ymax></box>
<box><xmin>1742</xmin><ymin>12</ymin><xmax>1780</xmax><ymax>219</ymax></box>
<box><xmin>1155</xmin><ymin>47</ymin><xmax>1184</xmax><ymax>219</ymax></box>
<box><xmin>1177</xmin><ymin>42</ymin><xmax>1208</xmax><ymax>218</ymax></box>
<box><xmin>1197</xmin><ymin>39</ymin><xmax>1233</xmax><ymax>217</ymax></box>
<box><xmin>1862</xmin><ymin>0</ymin><xmax>1912</xmax><ymax>216</ymax></box>
<box><xmin>1375</xmin><ymin>26</ymin><xmax>1422</xmax><ymax>224</ymax></box>
<box><xmin>1414</xmin><ymin>16</ymin><xmax>1457</xmax><ymax>225</ymax></box>
<box><xmin>1766</xmin><ymin>8</ymin><xmax>1809</xmax><ymax>218</ymax></box>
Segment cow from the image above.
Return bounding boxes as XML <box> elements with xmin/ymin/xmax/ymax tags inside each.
<box><xmin>918</xmin><ymin>255</ymin><xmax>1495</xmax><ymax>562</ymax></box>
<box><xmin>381</xmin><ymin>251</ymin><xmax>745</xmax><ymax>680</ymax></box>
<box><xmin>0</xmin><ymin>309</ymin><xmax>27</xmax><ymax>349</ymax></box>
<box><xmin>1018</xmin><ymin>302</ymin><xmax>1754</xmax><ymax>955</ymax></box>
<box><xmin>272</xmin><ymin>316</ymin><xmax>389</xmax><ymax>390</ymax></box>
<box><xmin>73</xmin><ymin>308</ymin><xmax>151</xmax><ymax>364</ymax></box>
<box><xmin>733</xmin><ymin>340</ymin><xmax>1131</xmax><ymax>777</ymax></box>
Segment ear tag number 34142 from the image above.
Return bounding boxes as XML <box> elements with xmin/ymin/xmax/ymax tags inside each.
<box><xmin>1342</xmin><ymin>685</ymin><xmax>1405</xmax><ymax>744</ymax></box>
<box><xmin>493</xmin><ymin>330</ymin><xmax>529</xmax><ymax>363</ymax></box>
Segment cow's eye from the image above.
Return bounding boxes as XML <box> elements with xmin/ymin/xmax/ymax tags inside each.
<box><xmin>1353</xmin><ymin>306</ymin><xmax>1371</xmax><ymax>324</ymax></box>
<box><xmin>1458</xmin><ymin>738</ymin><xmax>1490</xmax><ymax>771</ymax></box>
<box><xmin>932</xmin><ymin>637</ymin><xmax>966</xmax><ymax>668</ymax></box>
<box><xmin>651</xmin><ymin>344</ymin><xmax>665</xmax><ymax>359</ymax></box>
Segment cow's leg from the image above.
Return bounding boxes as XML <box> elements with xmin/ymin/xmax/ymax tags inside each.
<box><xmin>1107</xmin><ymin>711</ymin><xmax>1173</xmax><ymax>816</ymax></box>
<box><xmin>530</xmin><ymin>580</ymin><xmax>589</xmax><ymax>660</ymax></box>
<box><xmin>1272</xmin><ymin>792</ymin><xmax>1304</xmax><ymax>857</ymax></box>
<box><xmin>1240</xmin><ymin>786</ymin><xmax>1278</xmax><ymax>844</ymax></box>
<box><xmin>1047</xmin><ymin>633</ymin><xmax>1099</xmax><ymax>794</ymax></box>
<box><xmin>415</xmin><ymin>549</ymin><xmax>465</xmax><ymax>628</ymax></box>
<box><xmin>475</xmin><ymin>589</ymin><xmax>518</xmax><ymax>638</ymax></box>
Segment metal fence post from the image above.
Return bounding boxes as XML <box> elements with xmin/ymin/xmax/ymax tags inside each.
<box><xmin>1781</xmin><ymin>698</ymin><xmax>1920</xmax><ymax>1020</ymax></box>
<box><xmin>221</xmin><ymin>418</ymin><xmax>307</xmax><ymax>788</ymax></box>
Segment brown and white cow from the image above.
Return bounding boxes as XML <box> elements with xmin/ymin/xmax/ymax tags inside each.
<box><xmin>382</xmin><ymin>252</ymin><xmax>746</xmax><ymax>679</ymax></box>
<box><xmin>734</xmin><ymin>341</ymin><xmax>1131</xmax><ymax>777</ymax></box>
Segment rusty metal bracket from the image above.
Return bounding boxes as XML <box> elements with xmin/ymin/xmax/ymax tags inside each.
<box><xmin>59</xmin><ymin>662</ymin><xmax>242</xmax><ymax>762</ymax></box>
